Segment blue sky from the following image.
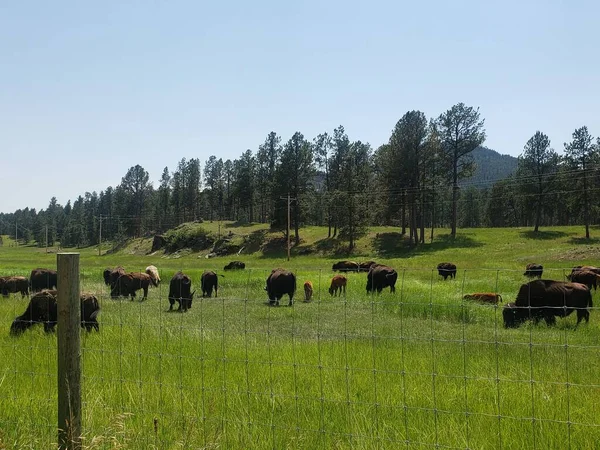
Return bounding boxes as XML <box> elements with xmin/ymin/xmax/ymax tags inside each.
<box><xmin>1</xmin><ymin>0</ymin><xmax>598</xmax><ymax>213</ymax></box>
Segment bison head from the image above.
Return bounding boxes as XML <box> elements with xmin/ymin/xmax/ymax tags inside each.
<box><xmin>502</xmin><ymin>303</ymin><xmax>527</xmax><ymax>328</ymax></box>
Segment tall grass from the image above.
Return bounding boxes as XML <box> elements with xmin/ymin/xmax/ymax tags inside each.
<box><xmin>1</xmin><ymin>226</ymin><xmax>600</xmax><ymax>448</ymax></box>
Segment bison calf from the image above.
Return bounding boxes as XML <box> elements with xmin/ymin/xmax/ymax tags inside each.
<box><xmin>329</xmin><ymin>275</ymin><xmax>347</xmax><ymax>296</ymax></box>
<box><xmin>463</xmin><ymin>292</ymin><xmax>503</xmax><ymax>305</ymax></box>
<box><xmin>303</xmin><ymin>281</ymin><xmax>313</xmax><ymax>302</ymax></box>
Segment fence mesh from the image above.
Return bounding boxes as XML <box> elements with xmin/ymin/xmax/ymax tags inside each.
<box><xmin>1</xmin><ymin>267</ymin><xmax>599</xmax><ymax>449</ymax></box>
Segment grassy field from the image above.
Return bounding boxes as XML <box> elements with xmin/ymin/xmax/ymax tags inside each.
<box><xmin>1</xmin><ymin>225</ymin><xmax>600</xmax><ymax>449</ymax></box>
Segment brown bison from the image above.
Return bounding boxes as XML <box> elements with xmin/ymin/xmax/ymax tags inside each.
<box><xmin>572</xmin><ymin>265</ymin><xmax>600</xmax><ymax>275</ymax></box>
<box><xmin>463</xmin><ymin>292</ymin><xmax>503</xmax><ymax>304</ymax></box>
<box><xmin>0</xmin><ymin>276</ymin><xmax>29</xmax><ymax>298</ymax></box>
<box><xmin>224</xmin><ymin>261</ymin><xmax>246</xmax><ymax>270</ymax></box>
<box><xmin>266</xmin><ymin>269</ymin><xmax>296</xmax><ymax>306</ymax></box>
<box><xmin>523</xmin><ymin>263</ymin><xmax>543</xmax><ymax>278</ymax></box>
<box><xmin>567</xmin><ymin>270</ymin><xmax>600</xmax><ymax>290</ymax></box>
<box><xmin>503</xmin><ymin>280</ymin><xmax>592</xmax><ymax>328</ymax></box>
<box><xmin>303</xmin><ymin>281</ymin><xmax>313</xmax><ymax>302</ymax></box>
<box><xmin>329</xmin><ymin>275</ymin><xmax>347</xmax><ymax>296</ymax></box>
<box><xmin>168</xmin><ymin>271</ymin><xmax>194</xmax><ymax>312</ymax></box>
<box><xmin>332</xmin><ymin>261</ymin><xmax>359</xmax><ymax>272</ymax></box>
<box><xmin>437</xmin><ymin>263</ymin><xmax>457</xmax><ymax>280</ymax></box>
<box><xmin>366</xmin><ymin>265</ymin><xmax>397</xmax><ymax>294</ymax></box>
<box><xmin>10</xmin><ymin>290</ymin><xmax>100</xmax><ymax>335</ymax></box>
<box><xmin>201</xmin><ymin>270</ymin><xmax>221</xmax><ymax>297</ymax></box>
<box><xmin>145</xmin><ymin>265</ymin><xmax>161</xmax><ymax>286</ymax></box>
<box><xmin>358</xmin><ymin>261</ymin><xmax>377</xmax><ymax>272</ymax></box>
<box><xmin>29</xmin><ymin>268</ymin><xmax>57</xmax><ymax>292</ymax></box>
<box><xmin>110</xmin><ymin>272</ymin><xmax>152</xmax><ymax>300</ymax></box>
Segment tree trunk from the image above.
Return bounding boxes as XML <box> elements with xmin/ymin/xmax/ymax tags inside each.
<box><xmin>401</xmin><ymin>190</ymin><xmax>406</xmax><ymax>235</ymax></box>
<box><xmin>294</xmin><ymin>200</ymin><xmax>300</xmax><ymax>245</ymax></box>
<box><xmin>583</xmin><ymin>165</ymin><xmax>590</xmax><ymax>239</ymax></box>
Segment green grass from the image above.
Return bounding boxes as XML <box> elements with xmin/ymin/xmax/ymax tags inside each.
<box><xmin>1</xmin><ymin>225</ymin><xmax>600</xmax><ymax>448</ymax></box>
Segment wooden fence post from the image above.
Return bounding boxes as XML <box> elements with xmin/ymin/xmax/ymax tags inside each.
<box><xmin>57</xmin><ymin>253</ymin><xmax>81</xmax><ymax>450</ymax></box>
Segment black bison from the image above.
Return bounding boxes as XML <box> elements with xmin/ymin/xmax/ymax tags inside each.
<box><xmin>463</xmin><ymin>292</ymin><xmax>503</xmax><ymax>304</ymax></box>
<box><xmin>523</xmin><ymin>263</ymin><xmax>543</xmax><ymax>278</ymax></box>
<box><xmin>224</xmin><ymin>261</ymin><xmax>246</xmax><ymax>270</ymax></box>
<box><xmin>0</xmin><ymin>276</ymin><xmax>29</xmax><ymax>298</ymax></box>
<box><xmin>10</xmin><ymin>290</ymin><xmax>100</xmax><ymax>335</ymax></box>
<box><xmin>437</xmin><ymin>263</ymin><xmax>457</xmax><ymax>280</ymax></box>
<box><xmin>567</xmin><ymin>270</ymin><xmax>600</xmax><ymax>290</ymax></box>
<box><xmin>265</xmin><ymin>269</ymin><xmax>296</xmax><ymax>306</ymax></box>
<box><xmin>145</xmin><ymin>265</ymin><xmax>161</xmax><ymax>286</ymax></box>
<box><xmin>332</xmin><ymin>261</ymin><xmax>359</xmax><ymax>272</ymax></box>
<box><xmin>502</xmin><ymin>280</ymin><xmax>592</xmax><ymax>328</ymax></box>
<box><xmin>110</xmin><ymin>272</ymin><xmax>152</xmax><ymax>300</ymax></box>
<box><xmin>168</xmin><ymin>271</ymin><xmax>194</xmax><ymax>312</ymax></box>
<box><xmin>103</xmin><ymin>266</ymin><xmax>125</xmax><ymax>287</ymax></box>
<box><xmin>366</xmin><ymin>265</ymin><xmax>397</xmax><ymax>294</ymax></box>
<box><xmin>201</xmin><ymin>270</ymin><xmax>221</xmax><ymax>297</ymax></box>
<box><xmin>29</xmin><ymin>268</ymin><xmax>57</xmax><ymax>292</ymax></box>
<box><xmin>358</xmin><ymin>261</ymin><xmax>377</xmax><ymax>272</ymax></box>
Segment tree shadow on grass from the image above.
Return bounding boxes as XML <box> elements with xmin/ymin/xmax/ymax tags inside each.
<box><xmin>519</xmin><ymin>230</ymin><xmax>570</xmax><ymax>240</ymax></box>
<box><xmin>311</xmin><ymin>238</ymin><xmax>354</xmax><ymax>257</ymax></box>
<box><xmin>568</xmin><ymin>237</ymin><xmax>600</xmax><ymax>245</ymax></box>
<box><xmin>224</xmin><ymin>220</ymin><xmax>260</xmax><ymax>228</ymax></box>
<box><xmin>373</xmin><ymin>232</ymin><xmax>483</xmax><ymax>257</ymax></box>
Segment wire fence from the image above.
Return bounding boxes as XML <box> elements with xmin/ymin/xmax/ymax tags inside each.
<box><xmin>1</xmin><ymin>266</ymin><xmax>600</xmax><ymax>449</ymax></box>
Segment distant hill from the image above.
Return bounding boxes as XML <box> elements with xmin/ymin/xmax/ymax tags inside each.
<box><xmin>461</xmin><ymin>146</ymin><xmax>518</xmax><ymax>188</ymax></box>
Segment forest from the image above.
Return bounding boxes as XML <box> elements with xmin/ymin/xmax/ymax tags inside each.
<box><xmin>1</xmin><ymin>103</ymin><xmax>599</xmax><ymax>250</ymax></box>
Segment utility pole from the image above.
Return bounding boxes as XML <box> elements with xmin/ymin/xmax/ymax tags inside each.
<box><xmin>15</xmin><ymin>221</ymin><xmax>18</xmax><ymax>246</ymax></box>
<box><xmin>98</xmin><ymin>216</ymin><xmax>102</xmax><ymax>256</ymax></box>
<box><xmin>279</xmin><ymin>193</ymin><xmax>296</xmax><ymax>261</ymax></box>
<box><xmin>45</xmin><ymin>225</ymin><xmax>48</xmax><ymax>253</ymax></box>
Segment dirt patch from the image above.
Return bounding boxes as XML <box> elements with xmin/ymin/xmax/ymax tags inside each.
<box><xmin>553</xmin><ymin>246</ymin><xmax>600</xmax><ymax>261</ymax></box>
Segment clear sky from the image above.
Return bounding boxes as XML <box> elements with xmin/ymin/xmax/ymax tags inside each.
<box><xmin>1</xmin><ymin>0</ymin><xmax>598</xmax><ymax>213</ymax></box>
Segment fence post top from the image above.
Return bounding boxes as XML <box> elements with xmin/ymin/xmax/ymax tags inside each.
<box><xmin>57</xmin><ymin>252</ymin><xmax>80</xmax><ymax>256</ymax></box>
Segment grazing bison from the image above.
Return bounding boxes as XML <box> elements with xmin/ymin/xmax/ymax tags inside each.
<box><xmin>523</xmin><ymin>263</ymin><xmax>543</xmax><ymax>279</ymax></box>
<box><xmin>29</xmin><ymin>268</ymin><xmax>57</xmax><ymax>292</ymax></box>
<box><xmin>201</xmin><ymin>270</ymin><xmax>220</xmax><ymax>297</ymax></box>
<box><xmin>168</xmin><ymin>271</ymin><xmax>194</xmax><ymax>312</ymax></box>
<box><xmin>110</xmin><ymin>272</ymin><xmax>152</xmax><ymax>300</ymax></box>
<box><xmin>332</xmin><ymin>261</ymin><xmax>359</xmax><ymax>272</ymax></box>
<box><xmin>265</xmin><ymin>269</ymin><xmax>296</xmax><ymax>306</ymax></box>
<box><xmin>572</xmin><ymin>265</ymin><xmax>600</xmax><ymax>275</ymax></box>
<box><xmin>437</xmin><ymin>263</ymin><xmax>457</xmax><ymax>280</ymax></box>
<box><xmin>567</xmin><ymin>270</ymin><xmax>600</xmax><ymax>290</ymax></box>
<box><xmin>145</xmin><ymin>265</ymin><xmax>161</xmax><ymax>286</ymax></box>
<box><xmin>503</xmin><ymin>280</ymin><xmax>592</xmax><ymax>328</ymax></box>
<box><xmin>103</xmin><ymin>266</ymin><xmax>125</xmax><ymax>287</ymax></box>
<box><xmin>358</xmin><ymin>261</ymin><xmax>377</xmax><ymax>272</ymax></box>
<box><xmin>10</xmin><ymin>290</ymin><xmax>100</xmax><ymax>335</ymax></box>
<box><xmin>329</xmin><ymin>275</ymin><xmax>347</xmax><ymax>296</ymax></box>
<box><xmin>224</xmin><ymin>261</ymin><xmax>246</xmax><ymax>271</ymax></box>
<box><xmin>366</xmin><ymin>265</ymin><xmax>397</xmax><ymax>294</ymax></box>
<box><xmin>0</xmin><ymin>276</ymin><xmax>29</xmax><ymax>298</ymax></box>
<box><xmin>463</xmin><ymin>292</ymin><xmax>503</xmax><ymax>305</ymax></box>
<box><xmin>303</xmin><ymin>281</ymin><xmax>313</xmax><ymax>302</ymax></box>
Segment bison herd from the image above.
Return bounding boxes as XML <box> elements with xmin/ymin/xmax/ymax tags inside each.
<box><xmin>2</xmin><ymin>260</ymin><xmax>598</xmax><ymax>335</ymax></box>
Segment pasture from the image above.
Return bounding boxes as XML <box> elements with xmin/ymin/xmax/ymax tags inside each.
<box><xmin>1</xmin><ymin>226</ymin><xmax>600</xmax><ymax>449</ymax></box>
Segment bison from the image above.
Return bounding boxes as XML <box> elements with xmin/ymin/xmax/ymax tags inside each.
<box><xmin>10</xmin><ymin>290</ymin><xmax>100</xmax><ymax>335</ymax></box>
<box><xmin>463</xmin><ymin>292</ymin><xmax>503</xmax><ymax>305</ymax></box>
<box><xmin>168</xmin><ymin>271</ymin><xmax>194</xmax><ymax>312</ymax></box>
<box><xmin>503</xmin><ymin>280</ymin><xmax>592</xmax><ymax>328</ymax></box>
<box><xmin>145</xmin><ymin>265</ymin><xmax>161</xmax><ymax>286</ymax></box>
<box><xmin>437</xmin><ymin>263</ymin><xmax>457</xmax><ymax>280</ymax></box>
<box><xmin>29</xmin><ymin>268</ymin><xmax>57</xmax><ymax>292</ymax></box>
<box><xmin>358</xmin><ymin>261</ymin><xmax>377</xmax><ymax>272</ymax></box>
<box><xmin>366</xmin><ymin>265</ymin><xmax>397</xmax><ymax>294</ymax></box>
<box><xmin>224</xmin><ymin>261</ymin><xmax>246</xmax><ymax>271</ymax></box>
<box><xmin>523</xmin><ymin>263</ymin><xmax>543</xmax><ymax>279</ymax></box>
<box><xmin>567</xmin><ymin>270</ymin><xmax>600</xmax><ymax>290</ymax></box>
<box><xmin>201</xmin><ymin>270</ymin><xmax>220</xmax><ymax>297</ymax></box>
<box><xmin>265</xmin><ymin>269</ymin><xmax>296</xmax><ymax>306</ymax></box>
<box><xmin>110</xmin><ymin>272</ymin><xmax>152</xmax><ymax>300</ymax></box>
<box><xmin>0</xmin><ymin>276</ymin><xmax>29</xmax><ymax>298</ymax></box>
<box><xmin>572</xmin><ymin>265</ymin><xmax>600</xmax><ymax>275</ymax></box>
<box><xmin>103</xmin><ymin>266</ymin><xmax>125</xmax><ymax>287</ymax></box>
<box><xmin>329</xmin><ymin>275</ymin><xmax>347</xmax><ymax>296</ymax></box>
<box><xmin>332</xmin><ymin>261</ymin><xmax>359</xmax><ymax>272</ymax></box>
<box><xmin>303</xmin><ymin>281</ymin><xmax>313</xmax><ymax>302</ymax></box>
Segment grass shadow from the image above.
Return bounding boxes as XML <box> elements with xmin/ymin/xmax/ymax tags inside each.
<box><xmin>311</xmin><ymin>237</ymin><xmax>354</xmax><ymax>257</ymax></box>
<box><xmin>520</xmin><ymin>230</ymin><xmax>570</xmax><ymax>240</ymax></box>
<box><xmin>568</xmin><ymin>237</ymin><xmax>600</xmax><ymax>245</ymax></box>
<box><xmin>373</xmin><ymin>232</ymin><xmax>483</xmax><ymax>257</ymax></box>
<box><xmin>224</xmin><ymin>220</ymin><xmax>259</xmax><ymax>228</ymax></box>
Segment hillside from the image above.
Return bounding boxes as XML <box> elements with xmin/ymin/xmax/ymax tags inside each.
<box><xmin>461</xmin><ymin>146</ymin><xmax>518</xmax><ymax>187</ymax></box>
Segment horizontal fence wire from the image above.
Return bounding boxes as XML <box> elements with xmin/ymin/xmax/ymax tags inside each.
<box><xmin>1</xmin><ymin>266</ymin><xmax>600</xmax><ymax>449</ymax></box>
